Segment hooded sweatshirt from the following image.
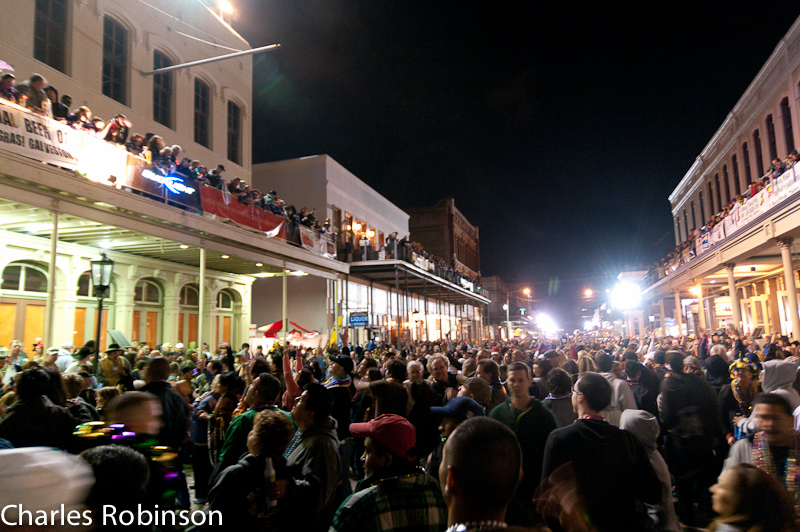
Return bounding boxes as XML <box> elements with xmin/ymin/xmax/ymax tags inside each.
<box><xmin>285</xmin><ymin>416</ymin><xmax>341</xmax><ymax>532</ymax></box>
<box><xmin>761</xmin><ymin>360</ymin><xmax>800</xmax><ymax>411</ymax></box>
<box><xmin>620</xmin><ymin>410</ymin><xmax>682</xmax><ymax>532</ymax></box>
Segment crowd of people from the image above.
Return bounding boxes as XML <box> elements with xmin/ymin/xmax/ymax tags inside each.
<box><xmin>1</xmin><ymin>325</ymin><xmax>799</xmax><ymax>531</ymax></box>
<box><xmin>646</xmin><ymin>151</ymin><xmax>800</xmax><ymax>286</ymax></box>
<box><xmin>0</xmin><ymin>70</ymin><xmax>333</xmax><ymax>243</ymax></box>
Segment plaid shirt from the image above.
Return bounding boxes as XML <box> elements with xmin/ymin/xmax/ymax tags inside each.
<box><xmin>330</xmin><ymin>471</ymin><xmax>447</xmax><ymax>532</ymax></box>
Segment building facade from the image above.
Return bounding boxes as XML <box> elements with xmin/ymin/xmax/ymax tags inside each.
<box><xmin>0</xmin><ymin>0</ymin><xmax>346</xmax><ymax>352</ymax></box>
<box><xmin>406</xmin><ymin>198</ymin><xmax>481</xmax><ymax>280</ymax></box>
<box><xmin>643</xmin><ymin>14</ymin><xmax>800</xmax><ymax>339</ymax></box>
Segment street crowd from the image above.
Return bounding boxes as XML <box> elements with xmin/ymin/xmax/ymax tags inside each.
<box><xmin>0</xmin><ymin>327</ymin><xmax>799</xmax><ymax>532</ymax></box>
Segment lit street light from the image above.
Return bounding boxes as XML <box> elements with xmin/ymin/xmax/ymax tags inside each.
<box><xmin>584</xmin><ymin>289</ymin><xmax>593</xmax><ymax>297</ymax></box>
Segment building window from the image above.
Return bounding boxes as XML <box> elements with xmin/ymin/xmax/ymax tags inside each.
<box><xmin>722</xmin><ymin>165</ymin><xmax>730</xmax><ymax>204</ymax></box>
<box><xmin>731</xmin><ymin>155</ymin><xmax>741</xmax><ymax>196</ymax></box>
<box><xmin>1</xmin><ymin>263</ymin><xmax>47</xmax><ymax>293</ymax></box>
<box><xmin>34</xmin><ymin>0</ymin><xmax>67</xmax><ymax>73</ymax></box>
<box><xmin>766</xmin><ymin>114</ymin><xmax>778</xmax><ymax>161</ymax></box>
<box><xmin>153</xmin><ymin>50</ymin><xmax>173</xmax><ymax>128</ymax></box>
<box><xmin>781</xmin><ymin>97</ymin><xmax>795</xmax><ymax>154</ymax></box>
<box><xmin>699</xmin><ymin>191</ymin><xmax>706</xmax><ymax>224</ymax></box>
<box><xmin>742</xmin><ymin>142</ymin><xmax>752</xmax><ymax>183</ymax></box>
<box><xmin>714</xmin><ymin>173</ymin><xmax>722</xmax><ymax>213</ymax></box>
<box><xmin>707</xmin><ymin>181</ymin><xmax>715</xmax><ymax>213</ymax></box>
<box><xmin>134</xmin><ymin>279</ymin><xmax>162</xmax><ymax>304</ymax></box>
<box><xmin>676</xmin><ymin>217</ymin><xmax>682</xmax><ymax>242</ymax></box>
<box><xmin>753</xmin><ymin>129</ymin><xmax>765</xmax><ymax>177</ymax></box>
<box><xmin>227</xmin><ymin>101</ymin><xmax>241</xmax><ymax>164</ymax></box>
<box><xmin>194</xmin><ymin>78</ymin><xmax>210</xmax><ymax>147</ymax></box>
<box><xmin>102</xmin><ymin>16</ymin><xmax>128</xmax><ymax>105</ymax></box>
<box><xmin>690</xmin><ymin>201</ymin><xmax>696</xmax><ymax>230</ymax></box>
<box><xmin>179</xmin><ymin>285</ymin><xmax>199</xmax><ymax>306</ymax></box>
<box><xmin>683</xmin><ymin>210</ymin><xmax>689</xmax><ymax>238</ymax></box>
<box><xmin>217</xmin><ymin>290</ymin><xmax>233</xmax><ymax>310</ymax></box>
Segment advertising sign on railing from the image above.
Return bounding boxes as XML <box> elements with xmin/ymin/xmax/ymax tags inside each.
<box><xmin>693</xmin><ymin>165</ymin><xmax>800</xmax><ymax>258</ymax></box>
<box><xmin>0</xmin><ymin>99</ymin><xmax>80</xmax><ymax>168</ymax></box>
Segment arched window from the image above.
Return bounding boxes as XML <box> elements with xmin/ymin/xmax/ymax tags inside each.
<box><xmin>731</xmin><ymin>155</ymin><xmax>741</xmax><ymax>196</ymax></box>
<box><xmin>714</xmin><ymin>173</ymin><xmax>722</xmax><ymax>213</ymax></box>
<box><xmin>766</xmin><ymin>114</ymin><xmax>778</xmax><ymax>161</ymax></box>
<box><xmin>699</xmin><ymin>191</ymin><xmax>706</xmax><ymax>224</ymax></box>
<box><xmin>178</xmin><ymin>284</ymin><xmax>199</xmax><ymax>345</ymax></box>
<box><xmin>194</xmin><ymin>78</ymin><xmax>211</xmax><ymax>147</ymax></box>
<box><xmin>742</xmin><ymin>142</ymin><xmax>752</xmax><ymax>183</ymax></box>
<box><xmin>1</xmin><ymin>262</ymin><xmax>48</xmax><ymax>292</ymax></box>
<box><xmin>153</xmin><ymin>50</ymin><xmax>173</xmax><ymax>128</ymax></box>
<box><xmin>707</xmin><ymin>181</ymin><xmax>715</xmax><ymax>213</ymax></box>
<box><xmin>34</xmin><ymin>0</ymin><xmax>68</xmax><ymax>73</ymax></box>
<box><xmin>135</xmin><ymin>279</ymin><xmax>162</xmax><ymax>303</ymax></box>
<box><xmin>133</xmin><ymin>279</ymin><xmax>163</xmax><ymax>346</ymax></box>
<box><xmin>227</xmin><ymin>100</ymin><xmax>242</xmax><ymax>164</ymax></box>
<box><xmin>102</xmin><ymin>16</ymin><xmax>128</xmax><ymax>104</ymax></box>
<box><xmin>217</xmin><ymin>290</ymin><xmax>233</xmax><ymax>310</ymax></box>
<box><xmin>781</xmin><ymin>97</ymin><xmax>795</xmax><ymax>154</ymax></box>
<box><xmin>722</xmin><ymin>165</ymin><xmax>730</xmax><ymax>204</ymax></box>
<box><xmin>753</xmin><ymin>129</ymin><xmax>765</xmax><ymax>176</ymax></box>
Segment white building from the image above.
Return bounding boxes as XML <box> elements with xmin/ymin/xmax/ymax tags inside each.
<box><xmin>644</xmin><ymin>14</ymin><xmax>800</xmax><ymax>339</ymax></box>
<box><xmin>251</xmin><ymin>155</ymin><xmax>489</xmax><ymax>346</ymax></box>
<box><xmin>0</xmin><ymin>0</ymin><xmax>346</xmax><ymax>352</ymax></box>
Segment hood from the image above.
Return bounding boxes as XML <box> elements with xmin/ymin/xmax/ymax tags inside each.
<box><xmin>301</xmin><ymin>416</ymin><xmax>339</xmax><ymax>441</ymax></box>
<box><xmin>762</xmin><ymin>360</ymin><xmax>798</xmax><ymax>393</ymax></box>
<box><xmin>619</xmin><ymin>409</ymin><xmax>659</xmax><ymax>450</ymax></box>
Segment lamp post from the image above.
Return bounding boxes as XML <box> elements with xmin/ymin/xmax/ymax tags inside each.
<box><xmin>90</xmin><ymin>253</ymin><xmax>115</xmax><ymax>376</ymax></box>
<box><xmin>503</xmin><ymin>300</ymin><xmax>511</xmax><ymax>340</ymax></box>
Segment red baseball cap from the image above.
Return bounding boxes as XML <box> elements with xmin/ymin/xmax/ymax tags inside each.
<box><xmin>350</xmin><ymin>414</ymin><xmax>416</xmax><ymax>462</ymax></box>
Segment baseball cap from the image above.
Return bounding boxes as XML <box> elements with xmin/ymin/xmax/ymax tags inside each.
<box><xmin>329</xmin><ymin>355</ymin><xmax>354</xmax><ymax>375</ymax></box>
<box><xmin>431</xmin><ymin>396</ymin><xmax>485</xmax><ymax>422</ymax></box>
<box><xmin>350</xmin><ymin>414</ymin><xmax>417</xmax><ymax>462</ymax></box>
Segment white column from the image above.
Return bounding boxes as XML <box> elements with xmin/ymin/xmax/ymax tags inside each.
<box><xmin>44</xmin><ymin>211</ymin><xmax>59</xmax><ymax>348</ymax></box>
<box><xmin>778</xmin><ymin>238</ymin><xmax>800</xmax><ymax>339</ymax></box>
<box><xmin>725</xmin><ymin>263</ymin><xmax>742</xmax><ymax>330</ymax></box>
<box><xmin>658</xmin><ymin>298</ymin><xmax>666</xmax><ymax>334</ymax></box>
<box><xmin>695</xmin><ymin>280</ymin><xmax>707</xmax><ymax>332</ymax></box>
<box><xmin>673</xmin><ymin>289</ymin><xmax>683</xmax><ymax>334</ymax></box>
<box><xmin>198</xmin><ymin>248</ymin><xmax>205</xmax><ymax>354</ymax></box>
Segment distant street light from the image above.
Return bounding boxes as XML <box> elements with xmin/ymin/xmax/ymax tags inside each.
<box><xmin>523</xmin><ymin>287</ymin><xmax>531</xmax><ymax>296</ymax></box>
<box><xmin>584</xmin><ymin>289</ymin><xmax>593</xmax><ymax>297</ymax></box>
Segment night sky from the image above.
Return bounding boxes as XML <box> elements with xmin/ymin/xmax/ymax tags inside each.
<box><xmin>229</xmin><ymin>1</ymin><xmax>800</xmax><ymax>327</ymax></box>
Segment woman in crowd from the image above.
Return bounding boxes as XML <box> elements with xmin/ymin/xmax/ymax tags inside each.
<box><xmin>708</xmin><ymin>463</ymin><xmax>793</xmax><ymax>532</ymax></box>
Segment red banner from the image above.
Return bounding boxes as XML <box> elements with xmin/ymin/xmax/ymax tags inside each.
<box><xmin>199</xmin><ymin>186</ymin><xmax>286</xmax><ymax>238</ymax></box>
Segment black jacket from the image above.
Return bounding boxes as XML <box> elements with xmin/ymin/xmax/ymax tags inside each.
<box><xmin>140</xmin><ymin>380</ymin><xmax>190</xmax><ymax>449</ymax></box>
<box><xmin>0</xmin><ymin>396</ymin><xmax>75</xmax><ymax>449</ymax></box>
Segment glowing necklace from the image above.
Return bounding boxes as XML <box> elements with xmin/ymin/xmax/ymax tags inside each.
<box><xmin>752</xmin><ymin>431</ymin><xmax>800</xmax><ymax>515</ymax></box>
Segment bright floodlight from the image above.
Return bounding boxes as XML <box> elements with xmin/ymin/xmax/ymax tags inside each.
<box><xmin>219</xmin><ymin>0</ymin><xmax>234</xmax><ymax>14</ymax></box>
<box><xmin>537</xmin><ymin>313</ymin><xmax>558</xmax><ymax>336</ymax></box>
<box><xmin>584</xmin><ymin>320</ymin><xmax>593</xmax><ymax>331</ymax></box>
<box><xmin>610</xmin><ymin>282</ymin><xmax>641</xmax><ymax>310</ymax></box>
<box><xmin>584</xmin><ymin>289</ymin><xmax>593</xmax><ymax>297</ymax></box>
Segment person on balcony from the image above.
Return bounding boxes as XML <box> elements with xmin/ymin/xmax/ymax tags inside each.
<box><xmin>15</xmin><ymin>73</ymin><xmax>48</xmax><ymax>115</ymax></box>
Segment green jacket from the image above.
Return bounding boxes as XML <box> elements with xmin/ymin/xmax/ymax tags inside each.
<box><xmin>489</xmin><ymin>397</ymin><xmax>558</xmax><ymax>496</ymax></box>
<box><xmin>218</xmin><ymin>406</ymin><xmax>297</xmax><ymax>471</ymax></box>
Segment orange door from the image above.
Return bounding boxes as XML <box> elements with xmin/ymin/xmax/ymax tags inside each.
<box><xmin>74</xmin><ymin>308</ymin><xmax>86</xmax><ymax>347</ymax></box>
<box><xmin>23</xmin><ymin>304</ymin><xmax>45</xmax><ymax>350</ymax></box>
<box><xmin>146</xmin><ymin>311</ymin><xmax>158</xmax><ymax>346</ymax></box>
<box><xmin>222</xmin><ymin>316</ymin><xmax>231</xmax><ymax>345</ymax></box>
<box><xmin>0</xmin><ymin>303</ymin><xmax>15</xmax><ymax>348</ymax></box>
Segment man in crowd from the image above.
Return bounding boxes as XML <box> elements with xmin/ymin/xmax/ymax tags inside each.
<box><xmin>489</xmin><ymin>360</ymin><xmax>557</xmax><ymax>526</ymax></box>
<box><xmin>325</xmin><ymin>353</ymin><xmax>355</xmax><ymax>498</ymax></box>
<box><xmin>659</xmin><ymin>351</ymin><xmax>721</xmax><ymax>526</ymax></box>
<box><xmin>218</xmin><ymin>372</ymin><xmax>296</xmax><ymax>472</ymax></box>
<box><xmin>594</xmin><ymin>351</ymin><xmax>635</xmax><ymax>426</ymax></box>
<box><xmin>99</xmin><ymin>343</ymin><xmax>128</xmax><ymax>387</ymax></box>
<box><xmin>330</xmin><ymin>414</ymin><xmax>447</xmax><ymax>531</ymax></box>
<box><xmin>273</xmin><ymin>383</ymin><xmax>341</xmax><ymax>532</ymax></box>
<box><xmin>724</xmin><ymin>393</ymin><xmax>800</xmax><ymax>511</ymax></box>
<box><xmin>15</xmin><ymin>73</ymin><xmax>48</xmax><ymax>114</ymax></box>
<box><xmin>355</xmin><ymin>358</ymin><xmax>408</xmax><ymax>417</ymax></box>
<box><xmin>428</xmin><ymin>396</ymin><xmax>485</xmax><ymax>475</ymax></box>
<box><xmin>625</xmin><ymin>359</ymin><xmax>658</xmax><ymax>417</ymax></box>
<box><xmin>0</xmin><ymin>366</ymin><xmax>75</xmax><ymax>449</ymax></box>
<box><xmin>541</xmin><ymin>372</ymin><xmax>661</xmax><ymax>532</ymax></box>
<box><xmin>428</xmin><ymin>353</ymin><xmax>459</xmax><ymax>406</ymax></box>
<box><xmin>439</xmin><ymin>417</ymin><xmax>533</xmax><ymax>532</ymax></box>
<box><xmin>1</xmin><ymin>340</ymin><xmax>27</xmax><ymax>386</ymax></box>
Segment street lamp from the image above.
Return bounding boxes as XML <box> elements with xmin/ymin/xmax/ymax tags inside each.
<box><xmin>584</xmin><ymin>289</ymin><xmax>593</xmax><ymax>297</ymax></box>
<box><xmin>523</xmin><ymin>287</ymin><xmax>531</xmax><ymax>296</ymax></box>
<box><xmin>90</xmin><ymin>253</ymin><xmax>114</xmax><ymax>375</ymax></box>
<box><xmin>503</xmin><ymin>302</ymin><xmax>511</xmax><ymax>340</ymax></box>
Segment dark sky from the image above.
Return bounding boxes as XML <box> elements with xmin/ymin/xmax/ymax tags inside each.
<box><xmin>230</xmin><ymin>1</ymin><xmax>800</xmax><ymax>327</ymax></box>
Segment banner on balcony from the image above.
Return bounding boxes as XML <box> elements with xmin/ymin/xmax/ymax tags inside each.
<box><xmin>199</xmin><ymin>186</ymin><xmax>286</xmax><ymax>238</ymax></box>
<box><xmin>0</xmin><ymin>99</ymin><xmax>80</xmax><ymax>168</ymax></box>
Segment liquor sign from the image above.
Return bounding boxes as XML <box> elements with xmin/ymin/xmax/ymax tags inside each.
<box><xmin>349</xmin><ymin>312</ymin><xmax>369</xmax><ymax>327</ymax></box>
